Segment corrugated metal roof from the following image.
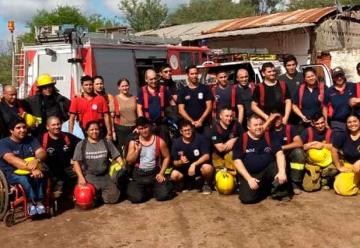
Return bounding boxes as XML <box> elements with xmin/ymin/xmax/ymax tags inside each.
<box><xmin>205</xmin><ymin>6</ymin><xmax>337</xmax><ymax>34</ymax></box>
<box><xmin>189</xmin><ymin>23</ymin><xmax>315</xmax><ymax>41</ymax></box>
<box><xmin>136</xmin><ymin>19</ymin><xmax>231</xmax><ymax>40</ymax></box>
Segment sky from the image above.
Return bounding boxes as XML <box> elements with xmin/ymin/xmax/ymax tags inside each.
<box><xmin>0</xmin><ymin>0</ymin><xmax>188</xmax><ymax>46</ymax></box>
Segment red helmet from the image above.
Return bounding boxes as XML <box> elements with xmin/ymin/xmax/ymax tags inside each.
<box><xmin>74</xmin><ymin>183</ymin><xmax>96</xmax><ymax>210</ymax></box>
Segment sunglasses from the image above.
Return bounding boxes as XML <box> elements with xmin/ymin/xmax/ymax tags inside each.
<box><xmin>162</xmin><ymin>70</ymin><xmax>171</xmax><ymax>73</ymax></box>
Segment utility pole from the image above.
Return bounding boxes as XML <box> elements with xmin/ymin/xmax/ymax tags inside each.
<box><xmin>7</xmin><ymin>20</ymin><xmax>15</xmax><ymax>87</ymax></box>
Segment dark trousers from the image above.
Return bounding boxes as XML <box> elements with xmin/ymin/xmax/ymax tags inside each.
<box><xmin>86</xmin><ymin>174</ymin><xmax>120</xmax><ymax>204</ymax></box>
<box><xmin>114</xmin><ymin>124</ymin><xmax>134</xmax><ymax>155</ymax></box>
<box><xmin>127</xmin><ymin>167</ymin><xmax>173</xmax><ymax>203</ymax></box>
<box><xmin>7</xmin><ymin>173</ymin><xmax>45</xmax><ymax>202</ymax></box>
<box><xmin>286</xmin><ymin>148</ymin><xmax>306</xmax><ymax>186</ymax></box>
<box><xmin>238</xmin><ymin>162</ymin><xmax>291</xmax><ymax>204</ymax></box>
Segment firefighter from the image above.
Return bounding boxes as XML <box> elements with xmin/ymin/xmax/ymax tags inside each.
<box><xmin>211</xmin><ymin>107</ymin><xmax>242</xmax><ymax>177</ymax></box>
<box><xmin>0</xmin><ymin>85</ymin><xmax>26</xmax><ymax>136</ymax></box>
<box><xmin>332</xmin><ymin>114</ymin><xmax>360</xmax><ymax>196</ymax></box>
<box><xmin>264</xmin><ymin>112</ymin><xmax>305</xmax><ymax>194</ymax></box>
<box><xmin>109</xmin><ymin>78</ymin><xmax>137</xmax><ymax>153</ymax></box>
<box><xmin>137</xmin><ymin>69</ymin><xmax>172</xmax><ymax>144</ymax></box>
<box><xmin>300</xmin><ymin>113</ymin><xmax>337</xmax><ymax>191</ymax></box>
<box><xmin>251</xmin><ymin>62</ymin><xmax>292</xmax><ymax>125</ymax></box>
<box><xmin>278</xmin><ymin>55</ymin><xmax>303</xmax><ymax>101</ymax></box>
<box><xmin>72</xmin><ymin>121</ymin><xmax>122</xmax><ymax>204</ymax></box>
<box><xmin>211</xmin><ymin>70</ymin><xmax>244</xmax><ymax>123</ymax></box>
<box><xmin>126</xmin><ymin>117</ymin><xmax>174</xmax><ymax>203</ymax></box>
<box><xmin>292</xmin><ymin>67</ymin><xmax>327</xmax><ymax>131</ymax></box>
<box><xmin>324</xmin><ymin>67</ymin><xmax>355</xmax><ymax>132</ymax></box>
<box><xmin>232</xmin><ymin>114</ymin><xmax>291</xmax><ymax>204</ymax></box>
<box><xmin>0</xmin><ymin>118</ymin><xmax>47</xmax><ymax>215</ymax></box>
<box><xmin>236</xmin><ymin>68</ymin><xmax>255</xmax><ymax>126</ymax></box>
<box><xmin>69</xmin><ymin>75</ymin><xmax>113</xmax><ymax>140</ymax></box>
<box><xmin>170</xmin><ymin>119</ymin><xmax>214</xmax><ymax>194</ymax></box>
<box><xmin>93</xmin><ymin>75</ymin><xmax>113</xmax><ymax>104</ymax></box>
<box><xmin>41</xmin><ymin>116</ymin><xmax>80</xmax><ymax>198</ymax></box>
<box><xmin>178</xmin><ymin>65</ymin><xmax>212</xmax><ymax>137</ymax></box>
<box><xmin>24</xmin><ymin>73</ymin><xmax>70</xmax><ymax>134</ymax></box>
<box><xmin>158</xmin><ymin>64</ymin><xmax>179</xmax><ymax>122</ymax></box>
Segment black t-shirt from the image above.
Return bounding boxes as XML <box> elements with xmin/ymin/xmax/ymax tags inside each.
<box><xmin>171</xmin><ymin>133</ymin><xmax>210</xmax><ymax>166</ymax></box>
<box><xmin>278</xmin><ymin>72</ymin><xmax>303</xmax><ymax>99</ymax></box>
<box><xmin>178</xmin><ymin>84</ymin><xmax>213</xmax><ymax>121</ymax></box>
<box><xmin>270</xmin><ymin>125</ymin><xmax>298</xmax><ymax>146</ymax></box>
<box><xmin>42</xmin><ymin>132</ymin><xmax>80</xmax><ymax>176</ymax></box>
<box><xmin>333</xmin><ymin>132</ymin><xmax>360</xmax><ymax>164</ymax></box>
<box><xmin>0</xmin><ymin>101</ymin><xmax>22</xmax><ymax>130</ymax></box>
<box><xmin>237</xmin><ymin>84</ymin><xmax>253</xmax><ymax>118</ymax></box>
<box><xmin>233</xmin><ymin>133</ymin><xmax>281</xmax><ymax>174</ymax></box>
<box><xmin>211</xmin><ymin>121</ymin><xmax>243</xmax><ymax>157</ymax></box>
<box><xmin>253</xmin><ymin>81</ymin><xmax>291</xmax><ymax>115</ymax></box>
<box><xmin>160</xmin><ymin>78</ymin><xmax>178</xmax><ymax>97</ymax></box>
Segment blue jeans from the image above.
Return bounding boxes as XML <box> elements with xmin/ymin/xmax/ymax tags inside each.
<box><xmin>7</xmin><ymin>173</ymin><xmax>45</xmax><ymax>202</ymax></box>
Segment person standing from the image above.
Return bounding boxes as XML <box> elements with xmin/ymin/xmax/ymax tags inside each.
<box><xmin>211</xmin><ymin>70</ymin><xmax>243</xmax><ymax>123</ymax></box>
<box><xmin>24</xmin><ymin>74</ymin><xmax>70</xmax><ymax>134</ymax></box>
<box><xmin>251</xmin><ymin>63</ymin><xmax>292</xmax><ymax>124</ymax></box>
<box><xmin>236</xmin><ymin>68</ymin><xmax>255</xmax><ymax>126</ymax></box>
<box><xmin>69</xmin><ymin>75</ymin><xmax>112</xmax><ymax>139</ymax></box>
<box><xmin>110</xmin><ymin>78</ymin><xmax>137</xmax><ymax>153</ymax></box>
<box><xmin>178</xmin><ymin>65</ymin><xmax>212</xmax><ymax>136</ymax></box>
<box><xmin>0</xmin><ymin>85</ymin><xmax>26</xmax><ymax>136</ymax></box>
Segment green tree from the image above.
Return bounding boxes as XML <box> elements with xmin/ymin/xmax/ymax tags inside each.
<box><xmin>119</xmin><ymin>0</ymin><xmax>168</xmax><ymax>31</ymax></box>
<box><xmin>0</xmin><ymin>45</ymin><xmax>11</xmax><ymax>85</ymax></box>
<box><xmin>288</xmin><ymin>0</ymin><xmax>360</xmax><ymax>10</ymax></box>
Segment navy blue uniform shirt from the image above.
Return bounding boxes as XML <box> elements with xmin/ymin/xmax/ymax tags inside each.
<box><xmin>270</xmin><ymin>125</ymin><xmax>298</xmax><ymax>147</ymax></box>
<box><xmin>137</xmin><ymin>86</ymin><xmax>171</xmax><ymax>121</ymax></box>
<box><xmin>233</xmin><ymin>133</ymin><xmax>281</xmax><ymax>174</ymax></box>
<box><xmin>332</xmin><ymin>132</ymin><xmax>360</xmax><ymax>164</ymax></box>
<box><xmin>178</xmin><ymin>84</ymin><xmax>212</xmax><ymax>121</ymax></box>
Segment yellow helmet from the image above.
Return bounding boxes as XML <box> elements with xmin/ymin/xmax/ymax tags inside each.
<box><xmin>215</xmin><ymin>170</ymin><xmax>235</xmax><ymax>195</ymax></box>
<box><xmin>308</xmin><ymin>148</ymin><xmax>332</xmax><ymax>167</ymax></box>
<box><xmin>37</xmin><ymin>73</ymin><xmax>55</xmax><ymax>87</ymax></box>
<box><xmin>14</xmin><ymin>157</ymin><xmax>38</xmax><ymax>175</ymax></box>
<box><xmin>24</xmin><ymin>113</ymin><xmax>37</xmax><ymax>128</ymax></box>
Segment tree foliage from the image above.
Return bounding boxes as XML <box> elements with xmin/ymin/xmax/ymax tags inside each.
<box><xmin>287</xmin><ymin>0</ymin><xmax>360</xmax><ymax>10</ymax></box>
<box><xmin>119</xmin><ymin>0</ymin><xmax>168</xmax><ymax>31</ymax></box>
<box><xmin>0</xmin><ymin>45</ymin><xmax>11</xmax><ymax>85</ymax></box>
<box><xmin>168</xmin><ymin>0</ymin><xmax>283</xmax><ymax>25</ymax></box>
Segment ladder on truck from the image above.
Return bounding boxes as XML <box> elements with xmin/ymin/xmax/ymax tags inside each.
<box><xmin>13</xmin><ymin>50</ymin><xmax>28</xmax><ymax>98</ymax></box>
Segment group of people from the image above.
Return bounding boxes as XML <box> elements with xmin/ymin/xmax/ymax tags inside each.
<box><xmin>1</xmin><ymin>56</ymin><xmax>360</xmax><ymax>218</ymax></box>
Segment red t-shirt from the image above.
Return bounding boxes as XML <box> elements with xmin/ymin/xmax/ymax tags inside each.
<box><xmin>69</xmin><ymin>95</ymin><xmax>109</xmax><ymax>129</ymax></box>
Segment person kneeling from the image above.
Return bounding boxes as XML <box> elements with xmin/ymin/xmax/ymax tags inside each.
<box><xmin>126</xmin><ymin>117</ymin><xmax>173</xmax><ymax>203</ymax></box>
<box><xmin>170</xmin><ymin>120</ymin><xmax>214</xmax><ymax>194</ymax></box>
<box><xmin>73</xmin><ymin>121</ymin><xmax>122</xmax><ymax>205</ymax></box>
<box><xmin>233</xmin><ymin>114</ymin><xmax>292</xmax><ymax>204</ymax></box>
<box><xmin>0</xmin><ymin>119</ymin><xmax>47</xmax><ymax>216</ymax></box>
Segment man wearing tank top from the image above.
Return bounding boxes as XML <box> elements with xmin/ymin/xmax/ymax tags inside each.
<box><xmin>126</xmin><ymin>117</ymin><xmax>174</xmax><ymax>203</ymax></box>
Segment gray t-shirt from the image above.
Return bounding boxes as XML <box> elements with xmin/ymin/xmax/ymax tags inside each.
<box><xmin>73</xmin><ymin>139</ymin><xmax>120</xmax><ymax>176</ymax></box>
<box><xmin>278</xmin><ymin>71</ymin><xmax>303</xmax><ymax>99</ymax></box>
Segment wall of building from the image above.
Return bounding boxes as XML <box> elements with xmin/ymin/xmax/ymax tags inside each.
<box><xmin>205</xmin><ymin>28</ymin><xmax>311</xmax><ymax>65</ymax></box>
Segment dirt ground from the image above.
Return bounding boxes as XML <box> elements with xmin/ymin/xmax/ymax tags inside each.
<box><xmin>1</xmin><ymin>190</ymin><xmax>360</xmax><ymax>248</ymax></box>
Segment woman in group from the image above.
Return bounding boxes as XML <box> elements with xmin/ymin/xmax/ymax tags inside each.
<box><xmin>110</xmin><ymin>78</ymin><xmax>137</xmax><ymax>154</ymax></box>
<box><xmin>292</xmin><ymin>67</ymin><xmax>326</xmax><ymax>131</ymax></box>
<box><xmin>332</xmin><ymin>113</ymin><xmax>360</xmax><ymax>196</ymax></box>
<box><xmin>72</xmin><ymin>121</ymin><xmax>123</xmax><ymax>204</ymax></box>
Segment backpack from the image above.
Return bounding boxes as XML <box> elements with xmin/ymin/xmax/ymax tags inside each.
<box><xmin>258</xmin><ymin>80</ymin><xmax>286</xmax><ymax>108</ymax></box>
